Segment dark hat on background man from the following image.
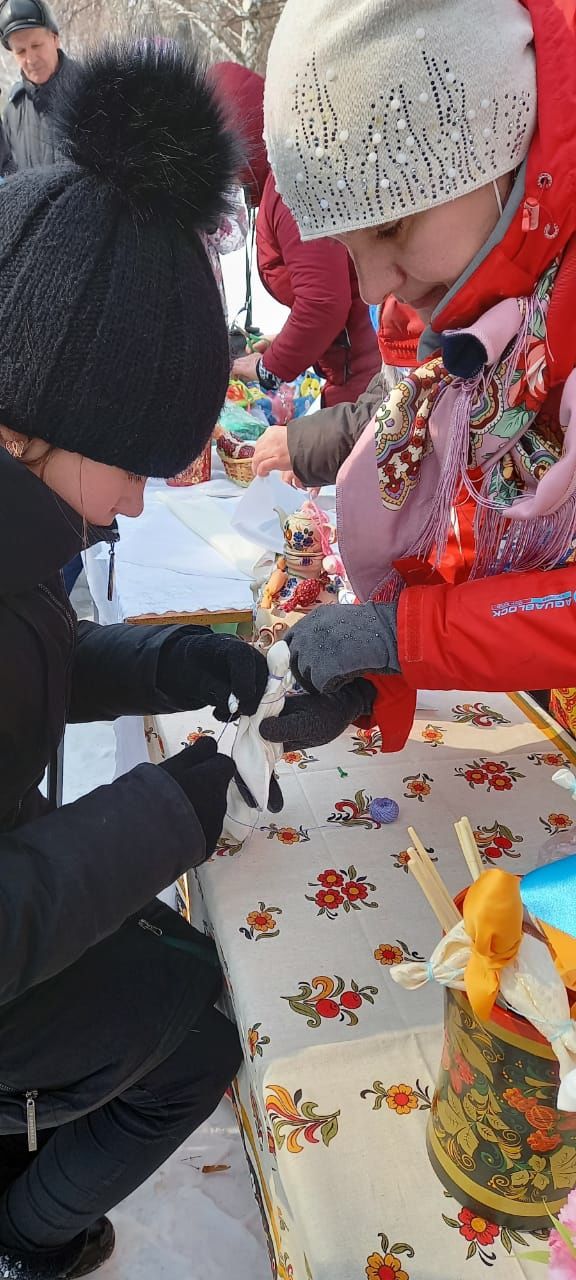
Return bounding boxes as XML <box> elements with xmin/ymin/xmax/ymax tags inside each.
<box><xmin>0</xmin><ymin>40</ymin><xmax>240</xmax><ymax>477</ymax></box>
<box><xmin>0</xmin><ymin>0</ymin><xmax>58</xmax><ymax>49</ymax></box>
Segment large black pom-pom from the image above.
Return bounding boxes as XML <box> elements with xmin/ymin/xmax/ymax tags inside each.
<box><xmin>53</xmin><ymin>39</ymin><xmax>242</xmax><ymax>231</ymax></box>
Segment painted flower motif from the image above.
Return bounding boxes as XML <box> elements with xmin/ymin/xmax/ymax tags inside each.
<box><xmin>528</xmin><ymin>1130</ymin><xmax>562</xmax><ymax>1153</ymax></box>
<box><xmin>247</xmin><ymin>1023</ymin><xmax>271</xmax><ymax>1060</ymax></box>
<box><xmin>440</xmin><ymin>1042</ymin><xmax>475</xmax><ymax>1095</ymax></box>
<box><xmin>374</xmin><ymin>943</ymin><xmax>404</xmax><ymax>966</ymax></box>
<box><xmin>315</xmin><ymin>888</ymin><xmax>344</xmax><ymax>912</ymax></box>
<box><xmin>491</xmin><ymin>774</ymin><xmax>513</xmax><ymax>791</ymax></box>
<box><xmin>362</xmin><ymin>1078</ymin><xmax>431</xmax><ymax>1113</ymax></box>
<box><xmin>365</xmin><ymin>1254</ymin><xmax>409</xmax><ymax>1280</ymax></box>
<box><xmin>342</xmin><ymin>880</ymin><xmax>369</xmax><ymax>902</ymax></box>
<box><xmin>465</xmin><ymin>768</ymin><xmax>488</xmax><ymax>785</ymax></box>
<box><xmin>385</xmin><ymin>1085</ymin><xmax>419</xmax><ymax>1115</ymax></box>
<box><xmin>548</xmin><ymin>813</ymin><xmax>573</xmax><ymax>831</ymax></box>
<box><xmin>528</xmin><ymin>751</ymin><xmax>567</xmax><ymax>768</ymax></box>
<box><xmin>503</xmin><ymin>1087</ymin><xmax>530</xmax><ymax>1113</ymax></box>
<box><xmin>456</xmin><ymin>757</ymin><xmax>524</xmax><ymax>791</ymax></box>
<box><xmin>281</xmin><ymin>748</ymin><xmax>319</xmax><ymax>770</ymax></box>
<box><xmin>247</xmin><ymin>910</ymin><xmax>276</xmax><ymax>933</ymax></box>
<box><xmin>508</xmin><ymin>336</ymin><xmax>548</xmax><ymax>411</ymax></box>
<box><xmin>457</xmin><ymin>1208</ymin><xmax>500</xmax><ymax>1246</ymax></box>
<box><xmin>421</xmin><ymin>724</ymin><xmax>444</xmax><ymax>746</ymax></box>
<box><xmin>240</xmin><ymin>902</ymin><xmax>282</xmax><ymax>942</ymax></box>
<box><xmin>549</xmin><ymin>1189</ymin><xmax>576</xmax><ymax>1280</ymax></box>
<box><xmin>277</xmin><ymin>828</ymin><xmax>302</xmax><ymax>845</ymax></box>
<box><xmin>317</xmin><ymin>869</ymin><xmax>344</xmax><ymax>889</ymax></box>
<box><xmin>392</xmin><ymin>849</ymin><xmax>412</xmax><ymax>872</ymax></box>
<box><xmin>365</xmin><ymin>1233</ymin><xmax>414</xmax><ymax>1280</ymax></box>
<box><xmin>403</xmin><ymin>772</ymin><xmax>433</xmax><ymax>801</ymax></box>
<box><xmin>263</xmin><ymin>823</ymin><xmax>310</xmax><ymax>844</ymax></box>
<box><xmin>308</xmin><ymin>865</ymin><xmax>377</xmax><ymax>918</ymax></box>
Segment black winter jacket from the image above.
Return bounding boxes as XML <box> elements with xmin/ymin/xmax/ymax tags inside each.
<box><xmin>2</xmin><ymin>52</ymin><xmax>77</xmax><ymax>172</ymax></box>
<box><xmin>0</xmin><ymin>449</ymin><xmax>224</xmax><ymax>1135</ymax></box>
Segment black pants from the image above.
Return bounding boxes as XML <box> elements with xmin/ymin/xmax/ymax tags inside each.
<box><xmin>0</xmin><ymin>1006</ymin><xmax>241</xmax><ymax>1255</ymax></box>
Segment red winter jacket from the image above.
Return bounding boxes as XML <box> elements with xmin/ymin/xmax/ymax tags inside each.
<box><xmin>362</xmin><ymin>0</ymin><xmax>576</xmax><ymax>750</ymax></box>
<box><xmin>210</xmin><ymin>63</ymin><xmax>380</xmax><ymax>408</ymax></box>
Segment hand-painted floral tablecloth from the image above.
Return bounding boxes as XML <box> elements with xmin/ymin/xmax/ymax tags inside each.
<box><xmin>148</xmin><ymin>690</ymin><xmax>576</xmax><ymax>1280</ymax></box>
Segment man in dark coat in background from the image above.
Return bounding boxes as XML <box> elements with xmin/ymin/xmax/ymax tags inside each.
<box><xmin>0</xmin><ymin>0</ymin><xmax>76</xmax><ymax>172</ymax></box>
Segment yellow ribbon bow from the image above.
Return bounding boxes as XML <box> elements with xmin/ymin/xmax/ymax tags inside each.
<box><xmin>463</xmin><ymin>869</ymin><xmax>523</xmax><ymax>1020</ymax></box>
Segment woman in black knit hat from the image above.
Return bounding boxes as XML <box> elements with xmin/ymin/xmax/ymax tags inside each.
<box><xmin>0</xmin><ymin>40</ymin><xmax>270</xmax><ymax>1280</ymax></box>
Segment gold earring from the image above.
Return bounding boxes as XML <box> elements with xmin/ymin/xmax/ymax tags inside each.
<box><xmin>5</xmin><ymin>438</ymin><xmax>26</xmax><ymax>459</ymax></box>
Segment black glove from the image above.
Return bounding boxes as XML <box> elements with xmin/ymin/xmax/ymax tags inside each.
<box><xmin>160</xmin><ymin>737</ymin><xmax>234</xmax><ymax>859</ymax></box>
<box><xmin>157</xmin><ymin>631</ymin><xmax>268</xmax><ymax>721</ymax></box>
<box><xmin>285</xmin><ymin>602</ymin><xmax>400</xmax><ymax>696</ymax></box>
<box><xmin>260</xmin><ymin>678</ymin><xmax>376</xmax><ymax>750</ymax></box>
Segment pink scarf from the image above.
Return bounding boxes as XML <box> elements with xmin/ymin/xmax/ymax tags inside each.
<box><xmin>337</xmin><ymin>262</ymin><xmax>576</xmax><ymax>602</ymax></box>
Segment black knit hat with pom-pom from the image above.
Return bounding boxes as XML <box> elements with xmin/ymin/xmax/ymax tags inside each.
<box><xmin>0</xmin><ymin>41</ymin><xmax>240</xmax><ymax>477</ymax></box>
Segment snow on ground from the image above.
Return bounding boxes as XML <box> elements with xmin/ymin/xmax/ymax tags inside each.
<box><xmin>60</xmin><ymin>245</ymin><xmax>285</xmax><ymax>1277</ymax></box>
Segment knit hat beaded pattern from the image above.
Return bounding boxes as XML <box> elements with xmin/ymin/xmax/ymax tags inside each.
<box><xmin>265</xmin><ymin>0</ymin><xmax>537</xmax><ymax>240</ymax></box>
<box><xmin>0</xmin><ymin>41</ymin><xmax>240</xmax><ymax>477</ymax></box>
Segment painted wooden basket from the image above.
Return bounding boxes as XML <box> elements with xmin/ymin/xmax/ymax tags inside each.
<box><xmin>427</xmin><ymin>982</ymin><xmax>576</xmax><ymax>1229</ymax></box>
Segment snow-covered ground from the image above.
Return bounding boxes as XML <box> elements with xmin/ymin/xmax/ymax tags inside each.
<box><xmin>61</xmin><ymin>244</ymin><xmax>287</xmax><ymax>1277</ymax></box>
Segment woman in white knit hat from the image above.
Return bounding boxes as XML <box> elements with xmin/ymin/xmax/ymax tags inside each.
<box><xmin>257</xmin><ymin>0</ymin><xmax>576</xmax><ymax>756</ymax></box>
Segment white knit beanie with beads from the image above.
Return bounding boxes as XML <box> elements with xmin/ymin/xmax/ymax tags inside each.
<box><xmin>264</xmin><ymin>0</ymin><xmax>536</xmax><ymax>241</ymax></box>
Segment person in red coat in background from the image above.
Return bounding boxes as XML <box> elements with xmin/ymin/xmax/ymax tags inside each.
<box><xmin>209</xmin><ymin>62</ymin><xmax>379</xmax><ymax>408</ymax></box>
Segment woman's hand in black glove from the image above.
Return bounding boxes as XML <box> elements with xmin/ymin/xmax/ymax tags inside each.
<box><xmin>160</xmin><ymin>737</ymin><xmax>234</xmax><ymax>860</ymax></box>
<box><xmin>157</xmin><ymin>631</ymin><xmax>268</xmax><ymax>721</ymax></box>
<box><xmin>260</xmin><ymin>678</ymin><xmax>376</xmax><ymax>750</ymax></box>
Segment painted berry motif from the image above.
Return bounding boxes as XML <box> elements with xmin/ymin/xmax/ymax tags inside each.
<box><xmin>472</xmin><ymin>821</ymin><xmax>523</xmax><ymax>863</ymax></box>
<box><xmin>349</xmin><ymin>727</ymin><xmax>383</xmax><ymax>756</ymax></box>
<box><xmin>282</xmin><ymin>975</ymin><xmax>378</xmax><ymax>1028</ymax></box>
<box><xmin>451</xmin><ymin>702</ymin><xmax>510</xmax><ymax>728</ymax></box>
<box><xmin>265</xmin><ymin>1086</ymin><xmax>340</xmax><ymax>1154</ymax></box>
<box><xmin>327</xmin><ymin>789</ymin><xmax>382</xmax><ymax>829</ymax></box>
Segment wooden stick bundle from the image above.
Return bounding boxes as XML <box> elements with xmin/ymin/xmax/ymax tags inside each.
<box><xmin>406</xmin><ymin>825</ymin><xmax>461</xmax><ymax>932</ymax></box>
<box><xmin>454</xmin><ymin>817</ymin><xmax>483</xmax><ymax>882</ymax></box>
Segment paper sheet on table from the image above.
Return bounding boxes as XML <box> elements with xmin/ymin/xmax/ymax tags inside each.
<box><xmin>159</xmin><ymin>491</ymin><xmax>274</xmax><ymax>581</ymax></box>
<box><xmin>232</xmin><ymin>473</ymin><xmax>336</xmax><ymax>555</ymax></box>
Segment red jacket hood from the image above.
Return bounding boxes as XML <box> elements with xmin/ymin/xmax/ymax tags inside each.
<box><xmin>209</xmin><ymin>62</ymin><xmax>268</xmax><ymax>207</ymax></box>
<box><xmin>378</xmin><ymin>0</ymin><xmax>576</xmax><ymax>378</ymax></box>
<box><xmin>434</xmin><ymin>0</ymin><xmax>576</xmax><ymax>382</ymax></box>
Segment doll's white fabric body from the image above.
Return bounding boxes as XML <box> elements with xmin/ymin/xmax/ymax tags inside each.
<box><xmin>223</xmin><ymin>641</ymin><xmax>293</xmax><ymax>840</ymax></box>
